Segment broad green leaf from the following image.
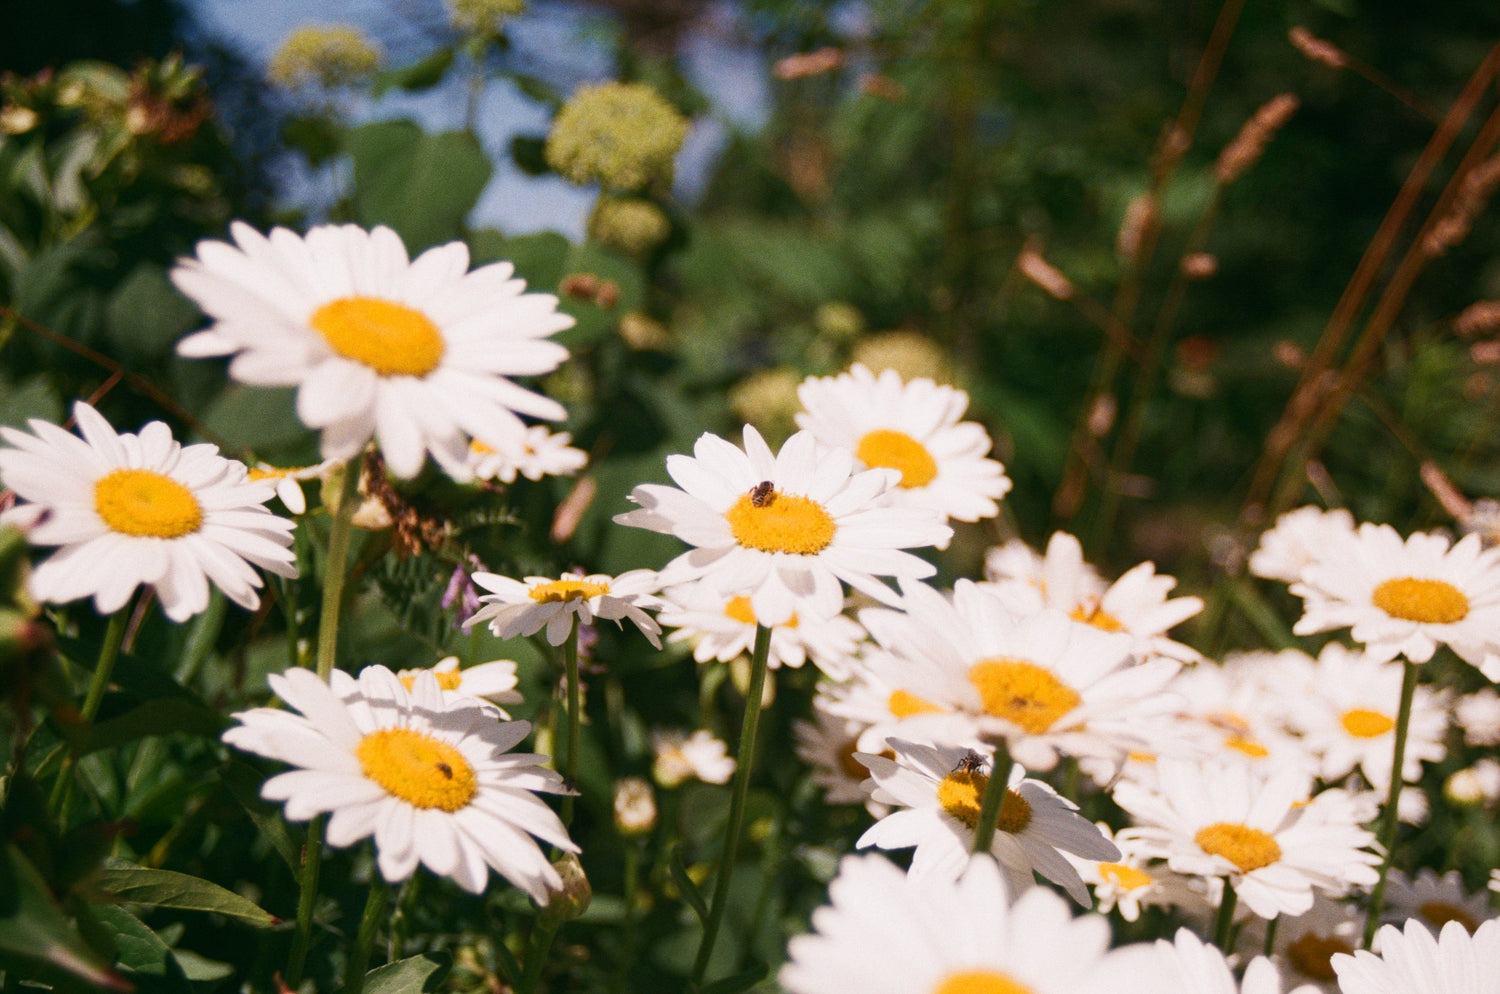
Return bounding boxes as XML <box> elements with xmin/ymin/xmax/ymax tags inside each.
<box><xmin>700</xmin><ymin>960</ymin><xmax>768</xmax><ymax>994</ymax></box>
<box><xmin>220</xmin><ymin>760</ymin><xmax>302</xmax><ymax>875</ymax></box>
<box><xmin>89</xmin><ymin>904</ymin><xmax>193</xmax><ymax>994</ymax></box>
<box><xmin>372</xmin><ymin>47</ymin><xmax>456</xmax><ymax>95</ymax></box>
<box><xmin>668</xmin><ymin>844</ymin><xmax>709</xmax><ymax>924</ymax></box>
<box><xmin>200</xmin><ymin>384</ymin><xmax>309</xmax><ymax>454</ymax></box>
<box><xmin>105</xmin><ymin>265</ymin><xmax>202</xmax><ymax>364</ymax></box>
<box><xmin>468</xmin><ymin>228</ymin><xmax>570</xmax><ymax>290</ymax></box>
<box><xmin>0</xmin><ymin>372</ymin><xmax>63</xmax><ymax>431</ymax></box>
<box><xmin>82</xmin><ymin>698</ymin><xmax>226</xmax><ymax>753</ymax></box>
<box><xmin>363</xmin><ymin>952</ymin><xmax>452</xmax><ymax>994</ymax></box>
<box><xmin>0</xmin><ymin>846</ymin><xmax>127</xmax><ymax>991</ymax></box>
<box><xmin>98</xmin><ymin>862</ymin><xmax>279</xmax><ymax>928</ymax></box>
<box><xmin>348</xmin><ymin>121</ymin><xmax>491</xmax><ymax>252</ymax></box>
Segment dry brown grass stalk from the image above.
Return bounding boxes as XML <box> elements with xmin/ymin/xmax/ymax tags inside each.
<box><xmin>1216</xmin><ymin>93</ymin><xmax>1299</xmax><ymax>185</ymax></box>
<box><xmin>1424</xmin><ymin>155</ymin><xmax>1500</xmax><ymax>257</ymax></box>
<box><xmin>772</xmin><ymin>47</ymin><xmax>844</xmax><ymax>80</ymax></box>
<box><xmin>1456</xmin><ymin>300</ymin><xmax>1500</xmax><ymax>337</ymax></box>
<box><xmin>1116</xmin><ymin>195</ymin><xmax>1157</xmax><ymax>263</ymax></box>
<box><xmin>1288</xmin><ymin>27</ymin><xmax>1347</xmax><ymax>69</ymax></box>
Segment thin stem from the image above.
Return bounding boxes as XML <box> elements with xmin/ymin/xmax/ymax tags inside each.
<box><xmin>689</xmin><ymin>623</ymin><xmax>773</xmax><ymax>988</ymax></box>
<box><xmin>1362</xmin><ymin>657</ymin><xmax>1419</xmax><ymax>948</ymax></box>
<box><xmin>560</xmin><ymin>615</ymin><xmax>582</xmax><ymax>827</ymax></box>
<box><xmin>316</xmin><ymin>459</ymin><xmax>362</xmax><ymax>680</ymax></box>
<box><xmin>1262</xmin><ymin>916</ymin><xmax>1279</xmax><ymax>958</ymax></box>
<box><xmin>345</xmin><ymin>874</ymin><xmax>390</xmax><ymax>994</ymax></box>
<box><xmin>970</xmin><ymin>741</ymin><xmax>1015</xmax><ymax>854</ymax></box>
<box><xmin>1212</xmin><ymin>878</ymin><xmax>1239</xmax><ymax>952</ymax></box>
<box><xmin>51</xmin><ymin>607</ymin><xmax>130</xmax><ymax>827</ymax></box>
<box><xmin>612</xmin><ymin>842</ymin><xmax>641</xmax><ymax>993</ymax></box>
<box><xmin>517</xmin><ymin>922</ymin><xmax>558</xmax><ymax>994</ymax></box>
<box><xmin>286</xmin><ymin>816</ymin><xmax>324</xmax><ymax>988</ymax></box>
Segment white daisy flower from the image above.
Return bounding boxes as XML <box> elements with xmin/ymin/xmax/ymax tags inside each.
<box><xmin>651</xmin><ymin>729</ymin><xmax>735</xmax><ymax>787</ymax></box>
<box><xmin>1445</xmin><ymin>759</ymin><xmax>1500</xmax><ymax>806</ymax></box>
<box><xmin>1332</xmin><ymin>919</ymin><xmax>1500</xmax><ymax>994</ymax></box>
<box><xmin>793</xmin><ymin>705</ymin><xmax>887</xmax><ymax>809</ymax></box>
<box><xmin>1111</xmin><ymin>759</ymin><xmax>1381</xmax><ymax>919</ymax></box>
<box><xmin>794</xmin><ymin>363</ymin><xmax>1011</xmax><ymax>543</ymax></box>
<box><xmin>393</xmin><ymin>655</ymin><xmax>522</xmax><ymax>716</ymax></box>
<box><xmin>467</xmin><ymin>425</ymin><xmax>588</xmax><ymax>484</ymax></box>
<box><xmin>855</xmin><ymin>739</ymin><xmax>1120</xmax><ymax>904</ymax></box>
<box><xmin>780</xmin><ymin>852</ymin><xmax>1129</xmax><ymax>994</ymax></box>
<box><xmin>1292</xmin><ymin>523</ymin><xmax>1500</xmax><ymax>677</ymax></box>
<box><xmin>0</xmin><ymin>402</ymin><xmax>297</xmax><ymax>622</ymax></box>
<box><xmin>1246</xmin><ymin>893</ymin><xmax>1363</xmax><ymax>993</ymax></box>
<box><xmin>246</xmin><ymin>458</ymin><xmax>339</xmax><ymax>515</ymax></box>
<box><xmin>1120</xmin><ymin>928</ymin><xmax>1319</xmax><ymax>994</ymax></box>
<box><xmin>613</xmin><ymin>425</ymin><xmax>951</xmax><ymax>626</ymax></box>
<box><xmin>172</xmin><ymin>222</ymin><xmax>573</xmax><ymax>480</ymax></box>
<box><xmin>657</xmin><ymin>579</ymin><xmax>865</xmax><ymax>678</ymax></box>
<box><xmin>983</xmin><ymin>532</ymin><xmax>1204</xmax><ymax>664</ymax></box>
<box><xmin>222</xmin><ymin>665</ymin><xmax>576</xmax><ymax>901</ymax></box>
<box><xmin>1166</xmin><ymin>651</ymin><xmax>1317</xmax><ymax>775</ymax></box>
<box><xmin>1455</xmin><ymin>687</ymin><xmax>1500</xmax><ymax>746</ymax></box>
<box><xmin>463</xmin><ymin>569</ymin><xmax>662</xmax><ymax>648</ymax></box>
<box><xmin>1065</xmin><ymin>824</ymin><xmax>1208</xmax><ymax>922</ymax></box>
<box><xmin>1382</xmin><ymin>869</ymin><xmax>1494</xmax><ymax>936</ymax></box>
<box><xmin>1249</xmin><ymin>506</ymin><xmax>1356</xmax><ymax>584</ymax></box>
<box><xmin>1288</xmin><ymin>643</ymin><xmax>1448</xmax><ymax>792</ymax></box>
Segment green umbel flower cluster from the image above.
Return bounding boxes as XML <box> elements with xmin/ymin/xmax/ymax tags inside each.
<box><xmin>546</xmin><ymin>82</ymin><xmax>688</xmax><ymax>192</ymax></box>
<box><xmin>267</xmin><ymin>25</ymin><xmax>382</xmax><ymax>90</ymax></box>
<box><xmin>589</xmin><ymin>197</ymin><xmax>671</xmax><ymax>255</ymax></box>
<box><xmin>445</xmin><ymin>0</ymin><xmax>526</xmax><ymax>36</ymax></box>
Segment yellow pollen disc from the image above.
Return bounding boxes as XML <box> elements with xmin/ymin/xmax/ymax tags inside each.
<box><xmin>1225</xmin><ymin>736</ymin><xmax>1269</xmax><ymax>759</ymax></box>
<box><xmin>933</xmin><ymin>971</ymin><xmax>1035</xmax><ymax>994</ymax></box>
<box><xmin>1371</xmin><ymin>576</ymin><xmax>1469</xmax><ymax>624</ymax></box>
<box><xmin>399</xmin><ymin>670</ymin><xmax>464</xmax><ymax>692</ymax></box>
<box><xmin>937</xmin><ymin>770</ymin><xmax>1032</xmax><ymax>834</ymax></box>
<box><xmin>723</xmin><ymin>595</ymin><xmax>798</xmax><ymax>628</ymax></box>
<box><xmin>968</xmin><ymin>658</ymin><xmax>1080</xmax><ymax>734</ymax></box>
<box><xmin>1340</xmin><ymin>708</ymin><xmax>1394</xmax><ymax>738</ymax></box>
<box><xmin>356</xmin><ymin>727</ymin><xmax>477</xmax><ymax>811</ymax></box>
<box><xmin>1286</xmin><ymin>933</ymin><xmax>1352</xmax><ymax>982</ymax></box>
<box><xmin>1195</xmin><ymin>822</ymin><xmax>1281</xmax><ymax>873</ymax></box>
<box><xmin>94</xmin><ymin>468</ymin><xmax>203</xmax><ymax>538</ymax></box>
<box><xmin>1419</xmin><ymin>902</ymin><xmax>1477</xmax><ymax>931</ymax></box>
<box><xmin>1069</xmin><ymin>604</ymin><xmax>1124</xmax><ymax>632</ymax></box>
<box><xmin>888</xmin><ymin>689</ymin><xmax>945</xmax><ymax>719</ymax></box>
<box><xmin>1099</xmin><ymin>862</ymin><xmax>1152</xmax><ymax>890</ymax></box>
<box><xmin>470</xmin><ymin>439</ymin><xmax>496</xmax><ymax>456</ymax></box>
<box><xmin>311</xmin><ymin>296</ymin><xmax>446</xmax><ymax>378</ymax></box>
<box><xmin>855</xmin><ymin>428</ymin><xmax>938</xmax><ymax>489</ymax></box>
<box><xmin>530</xmin><ymin>578</ymin><xmax>610</xmax><ymax>603</ymax></box>
<box><xmin>724</xmin><ymin>491</ymin><xmax>836</xmax><ymax>555</ymax></box>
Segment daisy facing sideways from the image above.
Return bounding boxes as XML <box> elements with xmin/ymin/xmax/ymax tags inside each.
<box><xmin>223</xmin><ymin>665</ymin><xmax>576</xmax><ymax>901</ymax></box>
<box><xmin>466</xmin><ymin>425</ymin><xmax>587</xmax><ymax>484</ymax></box>
<box><xmin>613</xmin><ymin>425</ymin><xmax>951</xmax><ymax>626</ymax></box>
<box><xmin>393</xmin><ymin>655</ymin><xmax>523</xmax><ymax>715</ymax></box>
<box><xmin>1332</xmin><ymin>919</ymin><xmax>1500</xmax><ymax>994</ymax></box>
<box><xmin>172</xmin><ymin>222</ymin><xmax>574</xmax><ymax>480</ymax></box>
<box><xmin>0</xmin><ymin>401</ymin><xmax>297</xmax><ymax>621</ymax></box>
<box><xmin>463</xmin><ymin>569</ymin><xmax>662</xmax><ymax>648</ymax></box>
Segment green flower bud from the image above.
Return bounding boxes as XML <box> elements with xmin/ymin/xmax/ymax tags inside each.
<box><xmin>589</xmin><ymin>197</ymin><xmax>671</xmax><ymax>255</ymax></box>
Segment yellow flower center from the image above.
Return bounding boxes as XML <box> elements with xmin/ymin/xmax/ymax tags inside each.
<box><xmin>93</xmin><ymin>468</ymin><xmax>203</xmax><ymax>538</ymax></box>
<box><xmin>967</xmin><ymin>658</ymin><xmax>1080</xmax><ymax>734</ymax></box>
<box><xmin>1371</xmin><ymin>576</ymin><xmax>1470</xmax><ymax>624</ymax></box>
<box><xmin>399</xmin><ymin>669</ymin><xmax>464</xmax><ymax>692</ymax></box>
<box><xmin>933</xmin><ymin>972</ymin><xmax>1034</xmax><ymax>994</ymax></box>
<box><xmin>248</xmin><ymin>465</ymin><xmax>302</xmax><ymax>482</ymax></box>
<box><xmin>1340</xmin><ymin>708</ymin><xmax>1394</xmax><ymax>738</ymax></box>
<box><xmin>937</xmin><ymin>770</ymin><xmax>1032</xmax><ymax>834</ymax></box>
<box><xmin>529</xmin><ymin>578</ymin><xmax>610</xmax><ymax>603</ymax></box>
<box><xmin>470</xmin><ymin>439</ymin><xmax>497</xmax><ymax>456</ymax></box>
<box><xmin>310</xmin><ymin>296</ymin><xmax>446</xmax><ymax>378</ymax></box>
<box><xmin>840</xmin><ymin>742</ymin><xmax>893</xmax><ymax>780</ymax></box>
<box><xmin>724</xmin><ymin>595</ymin><xmax>797</xmax><ymax>628</ymax></box>
<box><xmin>355</xmin><ymin>728</ymin><xmax>477</xmax><ymax>811</ymax></box>
<box><xmin>724</xmin><ymin>491</ymin><xmax>836</xmax><ymax>555</ymax></box>
<box><xmin>1099</xmin><ymin>862</ymin><xmax>1152</xmax><ymax>890</ymax></box>
<box><xmin>1224</xmin><ymin>736</ymin><xmax>1269</xmax><ymax>758</ymax></box>
<box><xmin>855</xmin><ymin>429</ymin><xmax>938</xmax><ymax>489</ymax></box>
<box><xmin>1419</xmin><ymin>901</ymin><xmax>1477</xmax><ymax>931</ymax></box>
<box><xmin>1194</xmin><ymin>822</ymin><xmax>1281</xmax><ymax>872</ymax></box>
<box><xmin>1070</xmin><ymin>604</ymin><xmax>1124</xmax><ymax>632</ymax></box>
<box><xmin>888</xmin><ymin>689</ymin><xmax>946</xmax><ymax>719</ymax></box>
<box><xmin>1286</xmin><ymin>933</ymin><xmax>1352</xmax><ymax>982</ymax></box>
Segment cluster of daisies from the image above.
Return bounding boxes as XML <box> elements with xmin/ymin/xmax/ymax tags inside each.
<box><xmin>6</xmin><ymin>219</ymin><xmax>1500</xmax><ymax>990</ymax></box>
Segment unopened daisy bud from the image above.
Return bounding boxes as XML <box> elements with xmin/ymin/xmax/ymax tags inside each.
<box><xmin>1445</xmin><ymin>760</ymin><xmax>1500</xmax><ymax>805</ymax></box>
<box><xmin>546</xmin><ymin>81</ymin><xmax>688</xmax><ymax>192</ymax></box>
<box><xmin>1456</xmin><ymin>300</ymin><xmax>1500</xmax><ymax>337</ymax></box>
<box><xmin>613</xmin><ymin>776</ymin><xmax>657</xmax><ymax>835</ymax></box>
<box><xmin>446</xmin><ymin>0</ymin><xmax>525</xmax><ymax>35</ymax></box>
<box><xmin>1017</xmin><ymin>247</ymin><xmax>1074</xmax><ymax>300</ymax></box>
<box><xmin>1289</xmin><ymin>26</ymin><xmax>1347</xmax><ymax>69</ymax></box>
<box><xmin>536</xmin><ymin>853</ymin><xmax>591</xmax><ymax>922</ymax></box>
<box><xmin>851</xmin><ymin>330</ymin><xmax>951</xmax><ymax>384</ymax></box>
<box><xmin>1216</xmin><ymin>93</ymin><xmax>1299</xmax><ymax>185</ymax></box>
<box><xmin>589</xmin><ymin>197</ymin><xmax>670</xmax><ymax>255</ymax></box>
<box><xmin>266</xmin><ymin>24</ymin><xmax>381</xmax><ymax>90</ymax></box>
<box><xmin>652</xmin><ymin>729</ymin><xmax>735</xmax><ymax>788</ymax></box>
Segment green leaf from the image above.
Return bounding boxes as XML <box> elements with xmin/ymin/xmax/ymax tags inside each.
<box><xmin>363</xmin><ymin>952</ymin><xmax>452</xmax><ymax>994</ymax></box>
<box><xmin>348</xmin><ymin>121</ymin><xmax>492</xmax><ymax>252</ymax></box>
<box><xmin>81</xmin><ymin>698</ymin><xmax>226</xmax><ymax>753</ymax></box>
<box><xmin>220</xmin><ymin>760</ymin><xmax>302</xmax><ymax>875</ymax></box>
<box><xmin>282</xmin><ymin>115</ymin><xmax>345</xmax><ymax>167</ymax></box>
<box><xmin>700</xmin><ymin>960</ymin><xmax>768</xmax><ymax>994</ymax></box>
<box><xmin>105</xmin><ymin>264</ymin><xmax>201</xmax><ymax>364</ymax></box>
<box><xmin>98</xmin><ymin>862</ymin><xmax>279</xmax><ymax>928</ymax></box>
<box><xmin>490</xmin><ymin>940</ymin><xmax>522</xmax><ymax>985</ymax></box>
<box><xmin>372</xmin><ymin>48</ymin><xmax>456</xmax><ymax>95</ymax></box>
<box><xmin>200</xmin><ymin>384</ymin><xmax>310</xmax><ymax>454</ymax></box>
<box><xmin>668</xmin><ymin>844</ymin><xmax>709</xmax><ymax>925</ymax></box>
<box><xmin>0</xmin><ymin>846</ymin><xmax>127</xmax><ymax>991</ymax></box>
<box><xmin>508</xmin><ymin>134</ymin><xmax>549</xmax><ymax>176</ymax></box>
<box><xmin>89</xmin><ymin>904</ymin><xmax>193</xmax><ymax>994</ymax></box>
<box><xmin>468</xmin><ymin>229</ymin><xmax>570</xmax><ymax>290</ymax></box>
<box><xmin>0</xmin><ymin>372</ymin><xmax>63</xmax><ymax>431</ymax></box>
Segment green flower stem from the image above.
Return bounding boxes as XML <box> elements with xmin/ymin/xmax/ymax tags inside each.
<box><xmin>1361</xmin><ymin>656</ymin><xmax>1419</xmax><ymax>948</ymax></box>
<box><xmin>1213</xmin><ymin>878</ymin><xmax>1238</xmax><ymax>952</ymax></box>
<box><xmin>561</xmin><ymin>616</ymin><xmax>581</xmax><ymax>827</ymax></box>
<box><xmin>344</xmin><ymin>873</ymin><xmax>389</xmax><ymax>994</ymax></box>
<box><xmin>316</xmin><ymin>459</ymin><xmax>362</xmax><ymax>681</ymax></box>
<box><xmin>51</xmin><ymin>606</ymin><xmax>129</xmax><ymax>827</ymax></box>
<box><xmin>286</xmin><ymin>816</ymin><xmax>324</xmax><ymax>988</ymax></box>
<box><xmin>970</xmin><ymin>740</ymin><xmax>1015</xmax><ymax>854</ymax></box>
<box><xmin>517</xmin><ymin>921</ymin><xmax>558</xmax><ymax>994</ymax></box>
<box><xmin>612</xmin><ymin>842</ymin><xmax>642</xmax><ymax>993</ymax></box>
<box><xmin>690</xmin><ymin>623</ymin><xmax>773</xmax><ymax>988</ymax></box>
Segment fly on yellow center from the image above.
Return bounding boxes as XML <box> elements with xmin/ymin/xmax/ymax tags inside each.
<box><xmin>855</xmin><ymin>429</ymin><xmax>938</xmax><ymax>489</ymax></box>
<box><xmin>400</xmin><ymin>669</ymin><xmax>464</xmax><ymax>692</ymax></box>
<box><xmin>1340</xmin><ymin>708</ymin><xmax>1394</xmax><ymax>738</ymax></box>
<box><xmin>1069</xmin><ymin>603</ymin><xmax>1124</xmax><ymax>633</ymax></box>
<box><xmin>94</xmin><ymin>468</ymin><xmax>204</xmax><ymax>538</ymax></box>
<box><xmin>311</xmin><ymin>296</ymin><xmax>446</xmax><ymax>378</ymax></box>
<box><xmin>967</xmin><ymin>658</ymin><xmax>1080</xmax><ymax>734</ymax></box>
<box><xmin>723</xmin><ymin>594</ymin><xmax>799</xmax><ymax>628</ymax></box>
<box><xmin>529</xmin><ymin>578</ymin><xmax>610</xmax><ymax>604</ymax></box>
<box><xmin>1419</xmin><ymin>901</ymin><xmax>1478</xmax><ymax>931</ymax></box>
<box><xmin>724</xmin><ymin>489</ymin><xmax>835</xmax><ymax>555</ymax></box>
<box><xmin>1371</xmin><ymin>576</ymin><xmax>1470</xmax><ymax>624</ymax></box>
<box><xmin>933</xmin><ymin>971</ymin><xmax>1036</xmax><ymax>994</ymax></box>
<box><xmin>1194</xmin><ymin>822</ymin><xmax>1281</xmax><ymax>873</ymax></box>
<box><xmin>888</xmin><ymin>688</ymin><xmax>946</xmax><ymax>719</ymax></box>
<box><xmin>1098</xmin><ymin>862</ymin><xmax>1152</xmax><ymax>891</ymax></box>
<box><xmin>1286</xmin><ymin>933</ymin><xmax>1352</xmax><ymax>983</ymax></box>
<box><xmin>937</xmin><ymin>770</ymin><xmax>1032</xmax><ymax>834</ymax></box>
<box><xmin>356</xmin><ymin>727</ymin><xmax>477</xmax><ymax>811</ymax></box>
